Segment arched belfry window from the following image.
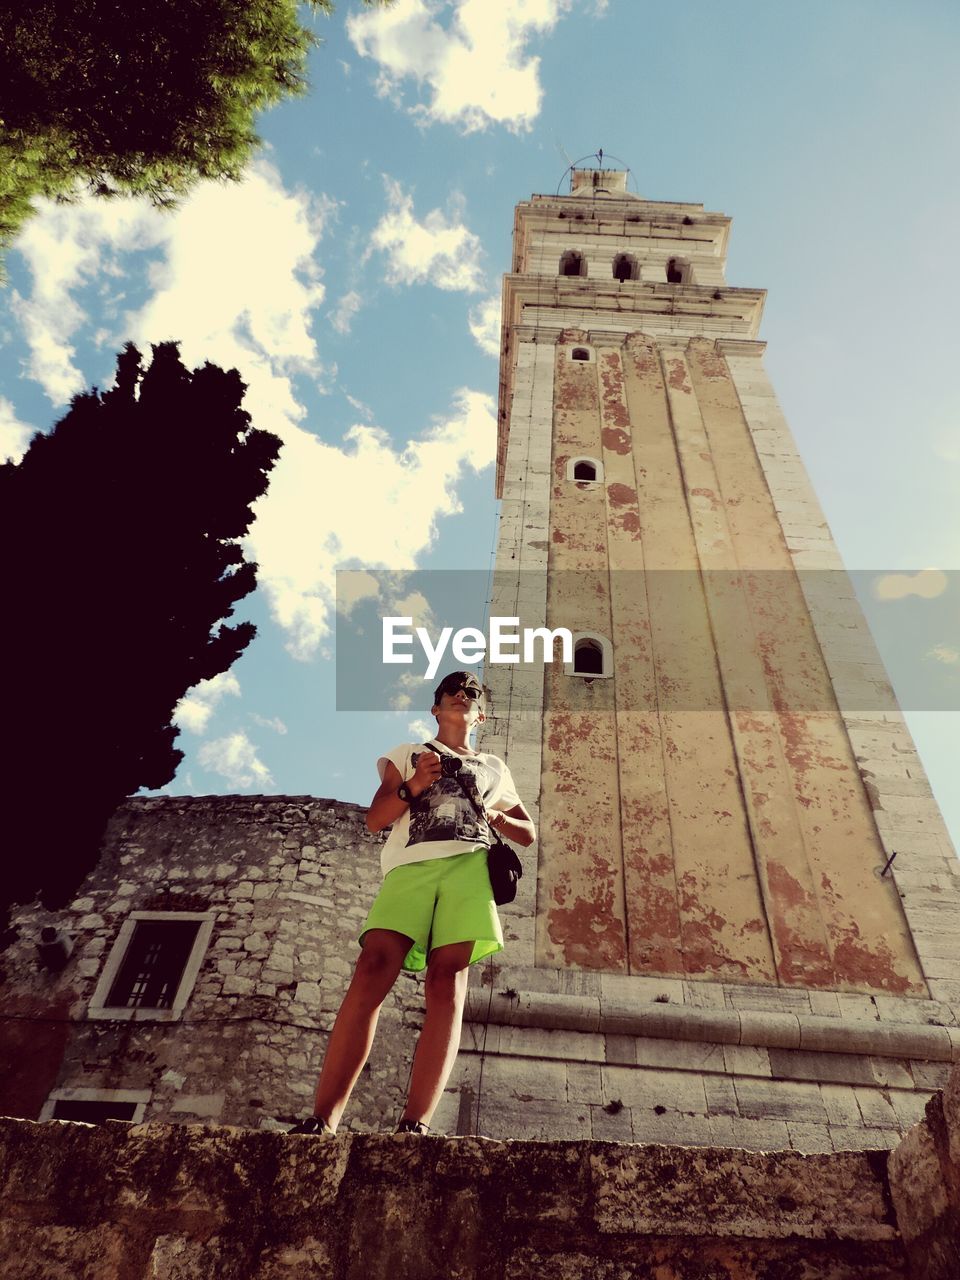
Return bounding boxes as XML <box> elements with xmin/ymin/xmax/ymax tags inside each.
<box><xmin>566</xmin><ymin>633</ymin><xmax>613</xmax><ymax>679</ymax></box>
<box><xmin>566</xmin><ymin>456</ymin><xmax>603</xmax><ymax>484</ymax></box>
<box><xmin>571</xmin><ymin>347</ymin><xmax>591</xmax><ymax>362</ymax></box>
<box><xmin>559</xmin><ymin>250</ymin><xmax>585</xmax><ymax>277</ymax></box>
<box><xmin>613</xmin><ymin>253</ymin><xmax>637</xmax><ymax>283</ymax></box>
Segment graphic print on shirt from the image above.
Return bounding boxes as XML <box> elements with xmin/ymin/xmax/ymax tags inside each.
<box><xmin>407</xmin><ymin>757</ymin><xmax>492</xmax><ymax>848</ymax></box>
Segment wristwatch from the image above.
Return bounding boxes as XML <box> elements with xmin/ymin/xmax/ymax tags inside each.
<box><xmin>397</xmin><ymin>782</ymin><xmax>415</xmax><ymax>803</ymax></box>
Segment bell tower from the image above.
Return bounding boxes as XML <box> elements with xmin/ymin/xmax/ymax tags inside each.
<box><xmin>480</xmin><ymin>166</ymin><xmax>956</xmax><ymax>1002</ymax></box>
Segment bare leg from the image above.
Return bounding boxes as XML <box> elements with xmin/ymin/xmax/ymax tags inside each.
<box><xmin>312</xmin><ymin>929</ymin><xmax>411</xmax><ymax>1130</ymax></box>
<box><xmin>401</xmin><ymin>940</ymin><xmax>475</xmax><ymax>1127</ymax></box>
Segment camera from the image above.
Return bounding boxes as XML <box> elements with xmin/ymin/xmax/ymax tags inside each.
<box><xmin>411</xmin><ymin>752</ymin><xmax>463</xmax><ymax>777</ymax></box>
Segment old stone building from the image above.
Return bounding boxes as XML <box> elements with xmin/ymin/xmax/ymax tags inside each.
<box><xmin>2</xmin><ymin>169</ymin><xmax>960</xmax><ymax>1155</ymax></box>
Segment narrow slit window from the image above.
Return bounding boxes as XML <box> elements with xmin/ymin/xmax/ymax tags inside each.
<box><xmin>573</xmin><ymin>639</ymin><xmax>604</xmax><ymax>676</ymax></box>
<box><xmin>560</xmin><ymin>250</ymin><xmax>584</xmax><ymax>277</ymax></box>
<box><xmin>566</xmin><ymin>456</ymin><xmax>603</xmax><ymax>483</ymax></box>
<box><xmin>613</xmin><ymin>254</ymin><xmax>636</xmax><ymax>282</ymax></box>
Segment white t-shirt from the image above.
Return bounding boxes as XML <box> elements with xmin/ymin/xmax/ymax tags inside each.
<box><xmin>377</xmin><ymin>741</ymin><xmax>521</xmax><ymax>877</ymax></box>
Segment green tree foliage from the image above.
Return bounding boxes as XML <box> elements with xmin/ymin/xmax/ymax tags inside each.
<box><xmin>0</xmin><ymin>0</ymin><xmax>384</xmax><ymax>251</ymax></box>
<box><xmin>0</xmin><ymin>342</ymin><xmax>281</xmax><ymax>923</ymax></box>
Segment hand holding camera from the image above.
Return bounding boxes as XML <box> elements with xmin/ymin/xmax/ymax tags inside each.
<box><xmin>410</xmin><ymin>750</ymin><xmax>441</xmax><ymax>795</ymax></box>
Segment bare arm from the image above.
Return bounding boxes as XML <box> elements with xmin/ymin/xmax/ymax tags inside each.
<box><xmin>365</xmin><ymin>754</ymin><xmax>442</xmax><ymax>834</ymax></box>
<box><xmin>487</xmin><ymin>801</ymin><xmax>536</xmax><ymax>848</ymax></box>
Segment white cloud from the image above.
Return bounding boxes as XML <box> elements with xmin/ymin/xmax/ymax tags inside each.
<box><xmin>10</xmin><ymin>198</ymin><xmax>166</xmax><ymax>404</ymax></box>
<box><xmin>391</xmin><ymin>590</ymin><xmax>437</xmax><ymax>630</ymax></box>
<box><xmin>328</xmin><ymin>289</ymin><xmax>363</xmax><ymax>333</ymax></box>
<box><xmin>197</xmin><ymin>731</ymin><xmax>274</xmax><ymax>790</ymax></box>
<box><xmin>9</xmin><ymin>159</ymin><xmax>332</xmax><ymax>424</ymax></box>
<box><xmin>469</xmin><ymin>293</ymin><xmax>502</xmax><ymax>356</ymax></box>
<box><xmin>7</xmin><ymin>161</ymin><xmax>496</xmax><ymax>666</ymax></box>
<box><xmin>174</xmin><ymin>671</ymin><xmax>242</xmax><ymax>735</ymax></box>
<box><xmin>248</xmin><ymin>386</ymin><xmax>497</xmax><ymax>659</ymax></box>
<box><xmin>368</xmin><ymin>178</ymin><xmax>484</xmax><ymax>292</ymax></box>
<box><xmin>0</xmin><ymin>396</ymin><xmax>37</xmax><ymax>463</ymax></box>
<box><xmin>336</xmin><ymin>569</ymin><xmax>385</xmax><ymax>616</ymax></box>
<box><xmin>130</xmin><ymin>161</ymin><xmax>333</xmax><ymax>428</ymax></box>
<box><xmin>347</xmin><ymin>0</ymin><xmax>574</xmax><ymax>133</ymax></box>
<box><xmin>873</xmin><ymin>569</ymin><xmax>948</xmax><ymax>601</ymax></box>
<box><xmin>251</xmin><ymin>713</ymin><xmax>288</xmax><ymax>734</ymax></box>
<box><xmin>343</xmin><ymin>390</ymin><xmax>374</xmax><ymax>421</ymax></box>
<box><xmin>928</xmin><ymin>645</ymin><xmax>960</xmax><ymax>666</ymax></box>
<box><xmin>386</xmin><ymin>627</ymin><xmax>440</xmax><ymax>711</ymax></box>
<box><xmin>407</xmin><ymin>717</ymin><xmax>436</xmax><ymax>741</ymax></box>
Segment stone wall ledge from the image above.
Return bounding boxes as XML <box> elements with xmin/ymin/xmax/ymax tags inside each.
<box><xmin>0</xmin><ymin>1114</ymin><xmax>907</xmax><ymax>1279</ymax></box>
<box><xmin>465</xmin><ymin>989</ymin><xmax>960</xmax><ymax>1063</ymax></box>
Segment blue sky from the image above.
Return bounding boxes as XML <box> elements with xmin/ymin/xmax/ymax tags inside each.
<box><xmin>2</xmin><ymin>1</ymin><xmax>959</xmax><ymax>841</ymax></box>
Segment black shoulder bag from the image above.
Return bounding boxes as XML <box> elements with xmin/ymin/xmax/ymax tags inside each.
<box><xmin>423</xmin><ymin>742</ymin><xmax>523</xmax><ymax>905</ymax></box>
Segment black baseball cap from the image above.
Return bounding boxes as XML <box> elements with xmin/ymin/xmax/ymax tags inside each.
<box><xmin>433</xmin><ymin>670</ymin><xmax>484</xmax><ymax>704</ymax></box>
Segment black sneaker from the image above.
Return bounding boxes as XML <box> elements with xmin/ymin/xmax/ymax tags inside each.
<box><xmin>287</xmin><ymin>1115</ymin><xmax>335</xmax><ymax>1136</ymax></box>
<box><xmin>395</xmin><ymin>1118</ymin><xmax>430</xmax><ymax>1135</ymax></box>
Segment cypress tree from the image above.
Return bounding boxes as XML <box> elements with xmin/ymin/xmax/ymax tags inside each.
<box><xmin>0</xmin><ymin>342</ymin><xmax>281</xmax><ymax>923</ymax></box>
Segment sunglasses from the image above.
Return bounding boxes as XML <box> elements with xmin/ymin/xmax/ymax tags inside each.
<box><xmin>441</xmin><ymin>684</ymin><xmax>482</xmax><ymax>701</ymax></box>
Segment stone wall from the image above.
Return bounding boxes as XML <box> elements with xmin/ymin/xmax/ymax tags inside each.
<box><xmin>0</xmin><ymin>1109</ymin><xmax>916</xmax><ymax>1279</ymax></box>
<box><xmin>8</xmin><ymin>1065</ymin><xmax>960</xmax><ymax>1277</ymax></box>
<box><xmin>0</xmin><ymin>795</ymin><xmax>422</xmax><ymax>1133</ymax></box>
<box><xmin>1</xmin><ymin>795</ymin><xmax>958</xmax><ymax>1150</ymax></box>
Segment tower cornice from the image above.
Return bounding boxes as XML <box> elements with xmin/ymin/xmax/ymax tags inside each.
<box><xmin>495</xmin><ymin>276</ymin><xmax>766</xmax><ymax>495</ymax></box>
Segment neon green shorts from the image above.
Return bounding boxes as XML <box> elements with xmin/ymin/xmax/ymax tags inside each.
<box><xmin>360</xmin><ymin>846</ymin><xmax>504</xmax><ymax>973</ymax></box>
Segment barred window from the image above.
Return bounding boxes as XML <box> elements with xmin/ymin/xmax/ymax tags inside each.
<box><xmin>88</xmin><ymin>911</ymin><xmax>214</xmax><ymax>1023</ymax></box>
<box><xmin>106</xmin><ymin>919</ymin><xmax>201</xmax><ymax>1009</ymax></box>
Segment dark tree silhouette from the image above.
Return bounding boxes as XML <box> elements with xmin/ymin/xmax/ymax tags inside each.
<box><xmin>0</xmin><ymin>342</ymin><xmax>281</xmax><ymax>924</ymax></box>
<box><xmin>0</xmin><ymin>0</ymin><xmax>388</xmax><ymax>253</ymax></box>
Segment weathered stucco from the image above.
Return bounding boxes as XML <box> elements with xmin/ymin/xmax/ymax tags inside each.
<box><xmin>493</xmin><ymin>175</ymin><xmax>937</xmax><ymax>993</ymax></box>
<box><xmin>535</xmin><ymin>330</ymin><xmax>926</xmax><ymax>991</ymax></box>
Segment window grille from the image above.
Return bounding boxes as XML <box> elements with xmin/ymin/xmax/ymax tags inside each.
<box><xmin>105</xmin><ymin>918</ymin><xmax>201</xmax><ymax>1010</ymax></box>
